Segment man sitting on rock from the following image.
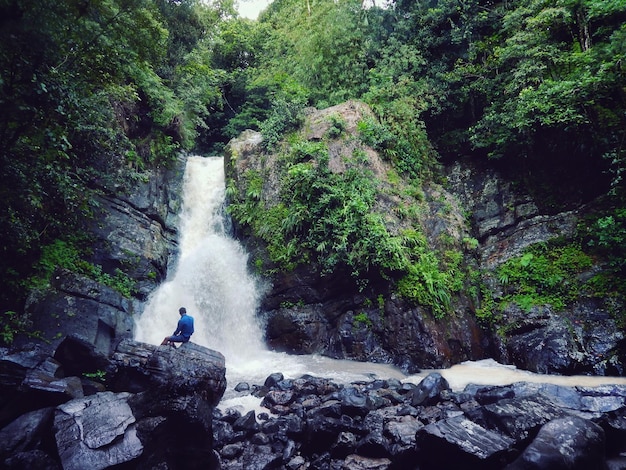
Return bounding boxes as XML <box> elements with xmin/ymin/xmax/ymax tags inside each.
<box><xmin>161</xmin><ymin>307</ymin><xmax>194</xmax><ymax>347</ymax></box>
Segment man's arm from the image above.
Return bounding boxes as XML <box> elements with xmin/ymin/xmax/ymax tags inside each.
<box><xmin>173</xmin><ymin>318</ymin><xmax>183</xmax><ymax>336</ymax></box>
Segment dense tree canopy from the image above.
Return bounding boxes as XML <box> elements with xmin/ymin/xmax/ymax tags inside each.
<box><xmin>0</xmin><ymin>0</ymin><xmax>232</xmax><ymax>314</ymax></box>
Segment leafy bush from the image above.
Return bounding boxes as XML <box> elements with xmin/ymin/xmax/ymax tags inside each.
<box><xmin>585</xmin><ymin>209</ymin><xmax>626</xmax><ymax>272</ymax></box>
<box><xmin>580</xmin><ymin>208</ymin><xmax>626</xmax><ymax>297</ymax></box>
<box><xmin>356</xmin><ymin>96</ymin><xmax>436</xmax><ymax>182</ymax></box>
<box><xmin>260</xmin><ymin>90</ymin><xmax>308</xmax><ymax>151</ymax></box>
<box><xmin>356</xmin><ymin>117</ymin><xmax>396</xmax><ymax>158</ymax></box>
<box><xmin>353</xmin><ymin>312</ymin><xmax>373</xmax><ymax>329</ymax></box>
<box><xmin>28</xmin><ymin>239</ymin><xmax>136</xmax><ymax>298</ymax></box>
<box><xmin>0</xmin><ymin>310</ymin><xmax>35</xmax><ymax>346</ymax></box>
<box><xmin>325</xmin><ymin>114</ymin><xmax>347</xmax><ymax>139</ymax></box>
<box><xmin>395</xmin><ymin>230</ymin><xmax>455</xmax><ymax>318</ymax></box>
<box><xmin>496</xmin><ymin>242</ymin><xmax>593</xmax><ymax>311</ymax></box>
<box><xmin>83</xmin><ymin>370</ymin><xmax>107</xmax><ymax>383</ymax></box>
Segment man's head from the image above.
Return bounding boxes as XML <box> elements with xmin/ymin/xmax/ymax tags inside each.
<box><xmin>179</xmin><ymin>307</ymin><xmax>186</xmax><ymax>316</ymax></box>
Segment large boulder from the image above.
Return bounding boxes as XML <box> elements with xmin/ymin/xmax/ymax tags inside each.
<box><xmin>54</xmin><ymin>391</ymin><xmax>142</xmax><ymax>470</ymax></box>
<box><xmin>0</xmin><ymin>345</ymin><xmax>82</xmax><ymax>427</ymax></box>
<box><xmin>110</xmin><ymin>339</ymin><xmax>227</xmax><ymax>406</ymax></box>
<box><xmin>506</xmin><ymin>416</ymin><xmax>606</xmax><ymax>470</ymax></box>
<box><xmin>411</xmin><ymin>372</ymin><xmax>450</xmax><ymax>406</ymax></box>
<box><xmin>415</xmin><ymin>415</ymin><xmax>516</xmax><ymax>469</ymax></box>
<box><xmin>225</xmin><ymin>102</ymin><xmax>488</xmax><ymax>372</ymax></box>
<box><xmin>0</xmin><ymin>336</ymin><xmax>227</xmax><ymax>469</ymax></box>
<box><xmin>500</xmin><ymin>301</ymin><xmax>625</xmax><ymax>375</ymax></box>
<box><xmin>0</xmin><ymin>407</ymin><xmax>56</xmax><ymax>462</ymax></box>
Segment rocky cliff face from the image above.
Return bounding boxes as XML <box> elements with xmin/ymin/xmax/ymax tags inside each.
<box><xmin>447</xmin><ymin>160</ymin><xmax>625</xmax><ymax>376</ymax></box>
<box><xmin>18</xmin><ymin>155</ymin><xmax>185</xmax><ymax>358</ymax></box>
<box><xmin>225</xmin><ymin>101</ymin><xmax>625</xmax><ymax>376</ymax></box>
<box><xmin>0</xmin><ymin>153</ymin><xmax>231</xmax><ymax>469</ymax></box>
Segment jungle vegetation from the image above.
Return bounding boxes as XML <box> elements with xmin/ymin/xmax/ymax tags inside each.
<box><xmin>1</xmin><ymin>0</ymin><xmax>625</xmax><ymax>328</ymax></box>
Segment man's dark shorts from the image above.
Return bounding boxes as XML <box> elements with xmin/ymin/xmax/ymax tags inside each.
<box><xmin>167</xmin><ymin>335</ymin><xmax>190</xmax><ymax>343</ymax></box>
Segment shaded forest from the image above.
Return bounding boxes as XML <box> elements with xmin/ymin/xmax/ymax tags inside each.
<box><xmin>1</xmin><ymin>0</ymin><xmax>625</xmax><ymax>342</ymax></box>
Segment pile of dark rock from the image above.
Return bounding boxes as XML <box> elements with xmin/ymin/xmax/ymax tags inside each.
<box><xmin>3</xmin><ymin>334</ymin><xmax>626</xmax><ymax>470</ymax></box>
<box><xmin>0</xmin><ymin>336</ymin><xmax>226</xmax><ymax>469</ymax></box>
<box><xmin>214</xmin><ymin>372</ymin><xmax>626</xmax><ymax>470</ymax></box>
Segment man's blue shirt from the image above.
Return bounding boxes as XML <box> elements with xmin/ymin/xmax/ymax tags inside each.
<box><xmin>175</xmin><ymin>314</ymin><xmax>194</xmax><ymax>339</ymax></box>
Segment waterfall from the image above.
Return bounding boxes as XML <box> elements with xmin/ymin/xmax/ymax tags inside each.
<box><xmin>134</xmin><ymin>156</ymin><xmax>400</xmax><ymax>387</ymax></box>
<box><xmin>134</xmin><ymin>156</ymin><xmax>267</xmax><ymax>372</ymax></box>
<box><xmin>135</xmin><ymin>155</ymin><xmax>626</xmax><ymax>405</ymax></box>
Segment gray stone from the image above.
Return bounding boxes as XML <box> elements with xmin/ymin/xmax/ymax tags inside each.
<box><xmin>54</xmin><ymin>391</ymin><xmax>142</xmax><ymax>470</ymax></box>
<box><xmin>343</xmin><ymin>454</ymin><xmax>391</xmax><ymax>469</ymax></box>
<box><xmin>411</xmin><ymin>372</ymin><xmax>450</xmax><ymax>406</ymax></box>
<box><xmin>472</xmin><ymin>394</ymin><xmax>567</xmax><ymax>441</ymax></box>
<box><xmin>416</xmin><ymin>415</ymin><xmax>515</xmax><ymax>467</ymax></box>
<box><xmin>0</xmin><ymin>407</ymin><xmax>55</xmax><ymax>459</ymax></box>
<box><xmin>384</xmin><ymin>415</ymin><xmax>423</xmax><ymax>446</ymax></box>
<box><xmin>3</xmin><ymin>449</ymin><xmax>60</xmax><ymax>470</ymax></box>
<box><xmin>111</xmin><ymin>339</ymin><xmax>227</xmax><ymax>406</ymax></box>
<box><xmin>506</xmin><ymin>416</ymin><xmax>605</xmax><ymax>470</ymax></box>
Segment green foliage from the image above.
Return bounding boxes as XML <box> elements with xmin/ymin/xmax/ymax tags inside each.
<box><xmin>496</xmin><ymin>242</ymin><xmax>594</xmax><ymax>312</ymax></box>
<box><xmin>453</xmin><ymin>0</ymin><xmax>626</xmax><ymax>199</ymax></box>
<box><xmin>353</xmin><ymin>312</ymin><xmax>373</xmax><ymax>329</ymax></box>
<box><xmin>363</xmin><ymin>93</ymin><xmax>437</xmax><ymax>182</ymax></box>
<box><xmin>28</xmin><ymin>239</ymin><xmax>136</xmax><ymax>298</ymax></box>
<box><xmin>259</xmin><ymin>92</ymin><xmax>308</xmax><ymax>151</ymax></box>
<box><xmin>395</xmin><ymin>231</ymin><xmax>454</xmax><ymax>318</ymax></box>
<box><xmin>580</xmin><ymin>208</ymin><xmax>626</xmax><ymax>295</ymax></box>
<box><xmin>256</xmin><ymin>0</ymin><xmax>371</xmax><ymax>107</ymax></box>
<box><xmin>0</xmin><ymin>311</ymin><xmax>35</xmax><ymax>346</ymax></box>
<box><xmin>277</xmin><ymin>140</ymin><xmax>383</xmax><ymax>277</ymax></box>
<box><xmin>357</xmin><ymin>118</ymin><xmax>396</xmax><ymax>156</ymax></box>
<box><xmin>325</xmin><ymin>114</ymin><xmax>347</xmax><ymax>139</ymax></box>
<box><xmin>585</xmin><ymin>209</ymin><xmax>626</xmax><ymax>270</ymax></box>
<box><xmin>83</xmin><ymin>370</ymin><xmax>107</xmax><ymax>382</ymax></box>
<box><xmin>230</xmin><ymin>136</ymin><xmax>378</xmax><ymax>275</ymax></box>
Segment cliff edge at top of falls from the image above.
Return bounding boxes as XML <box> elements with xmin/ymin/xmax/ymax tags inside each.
<box><xmin>223</xmin><ymin>100</ymin><xmax>626</xmax><ymax>376</ymax></box>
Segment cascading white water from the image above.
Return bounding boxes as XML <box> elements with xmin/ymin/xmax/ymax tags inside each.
<box><xmin>135</xmin><ymin>155</ymin><xmax>626</xmax><ymax>409</ymax></box>
<box><xmin>135</xmin><ymin>156</ymin><xmax>264</xmax><ymax>357</ymax></box>
<box><xmin>134</xmin><ymin>156</ymin><xmax>404</xmax><ymax>391</ymax></box>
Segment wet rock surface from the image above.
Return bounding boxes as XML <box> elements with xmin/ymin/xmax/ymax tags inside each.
<box><xmin>214</xmin><ymin>373</ymin><xmax>626</xmax><ymax>470</ymax></box>
<box><xmin>16</xmin><ymin>156</ymin><xmax>185</xmax><ymax>358</ymax></box>
<box><xmin>0</xmin><ymin>339</ymin><xmax>225</xmax><ymax>469</ymax></box>
<box><xmin>3</xmin><ymin>335</ymin><xmax>626</xmax><ymax>469</ymax></box>
<box><xmin>226</xmin><ymin>105</ymin><xmax>626</xmax><ymax>376</ymax></box>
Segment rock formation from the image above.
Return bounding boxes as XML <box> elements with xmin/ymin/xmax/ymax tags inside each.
<box><xmin>0</xmin><ymin>338</ymin><xmax>226</xmax><ymax>469</ymax></box>
<box><xmin>224</xmin><ymin>101</ymin><xmax>626</xmax><ymax>375</ymax></box>
<box><xmin>214</xmin><ymin>372</ymin><xmax>626</xmax><ymax>469</ymax></box>
<box><xmin>18</xmin><ymin>155</ymin><xmax>185</xmax><ymax>359</ymax></box>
